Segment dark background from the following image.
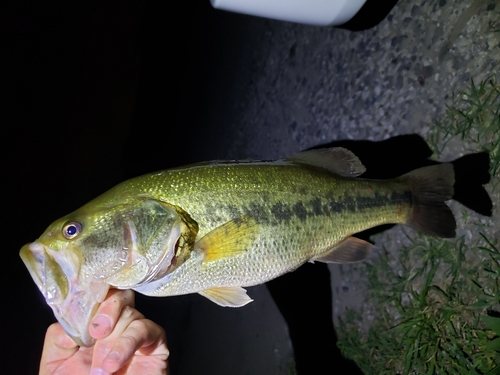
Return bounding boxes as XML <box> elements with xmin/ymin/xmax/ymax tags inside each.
<box><xmin>3</xmin><ymin>1</ymin><xmax>260</xmax><ymax>373</ymax></box>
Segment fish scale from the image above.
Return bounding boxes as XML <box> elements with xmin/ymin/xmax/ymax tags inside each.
<box><xmin>115</xmin><ymin>162</ymin><xmax>413</xmax><ymax>296</ymax></box>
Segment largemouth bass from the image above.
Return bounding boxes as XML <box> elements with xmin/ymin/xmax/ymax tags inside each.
<box><xmin>20</xmin><ymin>148</ymin><xmax>456</xmax><ymax>346</ymax></box>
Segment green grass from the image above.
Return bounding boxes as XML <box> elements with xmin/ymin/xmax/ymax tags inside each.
<box><xmin>336</xmin><ymin>75</ymin><xmax>500</xmax><ymax>374</ymax></box>
<box><xmin>338</xmin><ymin>235</ymin><xmax>500</xmax><ymax>374</ymax></box>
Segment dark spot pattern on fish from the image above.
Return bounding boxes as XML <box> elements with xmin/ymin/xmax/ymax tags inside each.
<box><xmin>323</xmin><ymin>191</ymin><xmax>412</xmax><ymax>215</ymax></box>
<box><xmin>389</xmin><ymin>191</ymin><xmax>412</xmax><ymax>205</ymax></box>
<box><xmin>327</xmin><ymin>199</ymin><xmax>345</xmax><ymax>214</ymax></box>
<box><xmin>311</xmin><ymin>198</ymin><xmax>324</xmax><ymax>216</ymax></box>
<box><xmin>245</xmin><ymin>203</ymin><xmax>269</xmax><ymax>224</ymax></box>
<box><xmin>228</xmin><ymin>190</ymin><xmax>412</xmax><ymax>226</ymax></box>
<box><xmin>271</xmin><ymin>202</ymin><xmax>293</xmax><ymax>222</ymax></box>
<box><xmin>293</xmin><ymin>202</ymin><xmax>308</xmax><ymax>220</ymax></box>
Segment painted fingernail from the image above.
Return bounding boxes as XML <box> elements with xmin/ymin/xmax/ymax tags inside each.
<box><xmin>106</xmin><ymin>350</ymin><xmax>121</xmax><ymax>362</ymax></box>
<box><xmin>90</xmin><ymin>368</ymin><xmax>110</xmax><ymax>375</ymax></box>
<box><xmin>91</xmin><ymin>314</ymin><xmax>112</xmax><ymax>336</ymax></box>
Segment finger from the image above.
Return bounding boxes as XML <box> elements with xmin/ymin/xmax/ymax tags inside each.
<box><xmin>90</xmin><ymin>305</ymin><xmax>145</xmax><ymax>373</ymax></box>
<box><xmin>89</xmin><ymin>289</ymin><xmax>135</xmax><ymax>339</ymax></box>
<box><xmin>39</xmin><ymin>323</ymin><xmax>78</xmax><ymax>375</ymax></box>
<box><xmin>101</xmin><ymin>318</ymin><xmax>167</xmax><ymax>374</ymax></box>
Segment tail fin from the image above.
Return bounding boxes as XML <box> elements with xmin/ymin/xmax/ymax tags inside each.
<box><xmin>403</xmin><ymin>164</ymin><xmax>456</xmax><ymax>238</ymax></box>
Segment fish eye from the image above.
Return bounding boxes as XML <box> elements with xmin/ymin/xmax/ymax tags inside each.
<box><xmin>62</xmin><ymin>222</ymin><xmax>82</xmax><ymax>239</ymax></box>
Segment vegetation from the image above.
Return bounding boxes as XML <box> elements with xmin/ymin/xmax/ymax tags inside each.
<box><xmin>336</xmin><ymin>76</ymin><xmax>500</xmax><ymax>374</ymax></box>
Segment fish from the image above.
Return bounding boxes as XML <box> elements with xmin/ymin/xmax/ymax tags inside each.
<box><xmin>20</xmin><ymin>147</ymin><xmax>456</xmax><ymax>346</ymax></box>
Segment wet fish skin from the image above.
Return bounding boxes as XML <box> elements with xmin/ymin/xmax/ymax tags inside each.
<box><xmin>20</xmin><ymin>148</ymin><xmax>456</xmax><ymax>346</ymax></box>
<box><xmin>129</xmin><ymin>158</ymin><xmax>454</xmax><ymax>298</ymax></box>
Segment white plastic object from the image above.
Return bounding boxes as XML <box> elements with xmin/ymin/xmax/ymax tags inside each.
<box><xmin>210</xmin><ymin>0</ymin><xmax>367</xmax><ymax>26</ymax></box>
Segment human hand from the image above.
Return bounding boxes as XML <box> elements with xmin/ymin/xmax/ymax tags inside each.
<box><xmin>39</xmin><ymin>289</ymin><xmax>169</xmax><ymax>375</ymax></box>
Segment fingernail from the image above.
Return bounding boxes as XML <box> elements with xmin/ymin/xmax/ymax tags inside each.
<box><xmin>90</xmin><ymin>368</ymin><xmax>110</xmax><ymax>375</ymax></box>
<box><xmin>91</xmin><ymin>314</ymin><xmax>112</xmax><ymax>335</ymax></box>
<box><xmin>106</xmin><ymin>351</ymin><xmax>121</xmax><ymax>362</ymax></box>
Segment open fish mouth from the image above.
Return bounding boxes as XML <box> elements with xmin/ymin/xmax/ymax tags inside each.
<box><xmin>20</xmin><ymin>242</ymin><xmax>110</xmax><ymax>346</ymax></box>
<box><xmin>18</xmin><ymin>218</ymin><xmax>183</xmax><ymax>346</ymax></box>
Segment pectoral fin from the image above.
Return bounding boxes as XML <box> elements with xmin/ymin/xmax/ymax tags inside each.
<box><xmin>199</xmin><ymin>286</ymin><xmax>254</xmax><ymax>307</ymax></box>
<box><xmin>313</xmin><ymin>236</ymin><xmax>372</xmax><ymax>263</ymax></box>
<box><xmin>196</xmin><ymin>217</ymin><xmax>260</xmax><ymax>262</ymax></box>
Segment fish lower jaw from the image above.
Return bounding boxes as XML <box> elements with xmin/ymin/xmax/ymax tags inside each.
<box><xmin>21</xmin><ymin>241</ymin><xmax>109</xmax><ymax>347</ymax></box>
<box><xmin>54</xmin><ymin>282</ymin><xmax>111</xmax><ymax>347</ymax></box>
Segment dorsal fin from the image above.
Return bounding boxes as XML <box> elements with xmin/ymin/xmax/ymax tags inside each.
<box><xmin>286</xmin><ymin>147</ymin><xmax>366</xmax><ymax>177</ymax></box>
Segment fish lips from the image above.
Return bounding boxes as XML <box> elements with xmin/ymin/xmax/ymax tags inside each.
<box><xmin>20</xmin><ymin>242</ymin><xmax>109</xmax><ymax>347</ymax></box>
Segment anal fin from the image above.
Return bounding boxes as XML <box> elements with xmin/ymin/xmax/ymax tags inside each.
<box><xmin>313</xmin><ymin>236</ymin><xmax>372</xmax><ymax>264</ymax></box>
